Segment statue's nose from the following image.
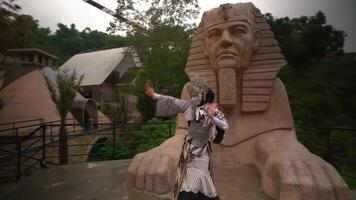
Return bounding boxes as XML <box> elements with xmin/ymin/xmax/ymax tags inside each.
<box><xmin>220</xmin><ymin>30</ymin><xmax>233</xmax><ymax>48</ymax></box>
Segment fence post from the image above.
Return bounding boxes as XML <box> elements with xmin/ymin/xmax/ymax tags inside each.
<box><xmin>50</xmin><ymin>122</ymin><xmax>53</xmax><ymax>141</ymax></box>
<box><xmin>112</xmin><ymin>123</ymin><xmax>116</xmax><ymax>159</ymax></box>
<box><xmin>17</xmin><ymin>140</ymin><xmax>21</xmax><ymax>180</ymax></box>
<box><xmin>40</xmin><ymin>126</ymin><xmax>48</xmax><ymax>168</ymax></box>
<box><xmin>42</xmin><ymin>126</ymin><xmax>46</xmax><ymax>161</ymax></box>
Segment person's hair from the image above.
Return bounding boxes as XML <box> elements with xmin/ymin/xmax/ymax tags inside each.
<box><xmin>199</xmin><ymin>88</ymin><xmax>215</xmax><ymax>106</ymax></box>
<box><xmin>205</xmin><ymin>88</ymin><xmax>215</xmax><ymax>103</ymax></box>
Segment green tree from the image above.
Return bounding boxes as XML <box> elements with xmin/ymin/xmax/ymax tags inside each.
<box><xmin>109</xmin><ymin>0</ymin><xmax>199</xmax><ymax>121</ymax></box>
<box><xmin>51</xmin><ymin>23</ymin><xmax>84</xmax><ymax>64</ymax></box>
<box><xmin>46</xmin><ymin>70</ymin><xmax>83</xmax><ymax>164</ymax></box>
<box><xmin>1</xmin><ymin>0</ymin><xmax>128</xmax><ymax>67</ymax></box>
<box><xmin>89</xmin><ymin>118</ymin><xmax>175</xmax><ymax>161</ymax></box>
<box><xmin>0</xmin><ymin>0</ymin><xmax>56</xmax><ymax>65</ymax></box>
<box><xmin>266</xmin><ymin>11</ymin><xmax>346</xmax><ymax>67</ymax></box>
<box><xmin>0</xmin><ymin>0</ymin><xmax>21</xmax><ymax>63</ymax></box>
<box><xmin>51</xmin><ymin>23</ymin><xmax>128</xmax><ymax>65</ymax></box>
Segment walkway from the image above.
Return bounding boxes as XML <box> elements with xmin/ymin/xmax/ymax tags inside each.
<box><xmin>1</xmin><ymin>159</ymin><xmax>355</xmax><ymax>200</ymax></box>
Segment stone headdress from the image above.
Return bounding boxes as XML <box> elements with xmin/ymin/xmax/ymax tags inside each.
<box><xmin>185</xmin><ymin>3</ymin><xmax>287</xmax><ymax>113</ymax></box>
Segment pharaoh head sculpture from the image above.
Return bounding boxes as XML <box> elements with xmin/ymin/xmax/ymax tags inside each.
<box><xmin>201</xmin><ymin>3</ymin><xmax>261</xmax><ymax>72</ymax></box>
<box><xmin>185</xmin><ymin>3</ymin><xmax>287</xmax><ymax>112</ymax></box>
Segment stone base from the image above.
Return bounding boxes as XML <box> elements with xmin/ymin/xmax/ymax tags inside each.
<box><xmin>1</xmin><ymin>160</ymin><xmax>170</xmax><ymax>200</ymax></box>
<box><xmin>214</xmin><ymin>162</ymin><xmax>270</xmax><ymax>200</ymax></box>
<box><xmin>2</xmin><ymin>159</ymin><xmax>355</xmax><ymax>200</ymax></box>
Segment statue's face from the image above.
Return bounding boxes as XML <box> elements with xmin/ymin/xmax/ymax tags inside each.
<box><xmin>203</xmin><ymin>20</ymin><xmax>257</xmax><ymax>71</ymax></box>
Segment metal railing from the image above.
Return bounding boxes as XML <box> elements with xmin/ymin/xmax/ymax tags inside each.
<box><xmin>0</xmin><ymin>118</ymin><xmax>174</xmax><ymax>181</ymax></box>
<box><xmin>0</xmin><ymin>118</ymin><xmax>44</xmax><ymax>136</ymax></box>
<box><xmin>1</xmin><ymin>119</ymin><xmax>354</xmax><ymax>182</ymax></box>
<box><xmin>0</xmin><ymin>125</ymin><xmax>47</xmax><ymax>180</ymax></box>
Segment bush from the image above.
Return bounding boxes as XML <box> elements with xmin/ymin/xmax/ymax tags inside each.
<box><xmin>89</xmin><ymin>118</ymin><xmax>175</xmax><ymax>161</ymax></box>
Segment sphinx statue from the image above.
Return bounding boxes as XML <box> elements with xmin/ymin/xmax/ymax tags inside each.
<box><xmin>127</xmin><ymin>3</ymin><xmax>350</xmax><ymax>199</ymax></box>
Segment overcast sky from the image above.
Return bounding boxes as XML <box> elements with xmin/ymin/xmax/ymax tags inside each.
<box><xmin>16</xmin><ymin>0</ymin><xmax>356</xmax><ymax>52</ymax></box>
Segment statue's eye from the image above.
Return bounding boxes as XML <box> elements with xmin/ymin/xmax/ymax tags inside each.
<box><xmin>208</xmin><ymin>30</ymin><xmax>221</xmax><ymax>39</ymax></box>
<box><xmin>230</xmin><ymin>26</ymin><xmax>247</xmax><ymax>35</ymax></box>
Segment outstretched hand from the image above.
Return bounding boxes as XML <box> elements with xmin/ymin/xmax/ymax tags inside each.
<box><xmin>207</xmin><ymin>103</ymin><xmax>218</xmax><ymax>117</ymax></box>
<box><xmin>144</xmin><ymin>81</ymin><xmax>155</xmax><ymax>98</ymax></box>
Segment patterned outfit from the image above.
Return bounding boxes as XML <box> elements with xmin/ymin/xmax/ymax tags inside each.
<box><xmin>153</xmin><ymin>93</ymin><xmax>229</xmax><ymax>200</ymax></box>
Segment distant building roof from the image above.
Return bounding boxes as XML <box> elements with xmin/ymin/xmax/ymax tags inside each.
<box><xmin>59</xmin><ymin>47</ymin><xmax>142</xmax><ymax>86</ymax></box>
<box><xmin>7</xmin><ymin>48</ymin><xmax>58</xmax><ymax>60</ymax></box>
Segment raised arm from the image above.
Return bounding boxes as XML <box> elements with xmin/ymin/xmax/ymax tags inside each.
<box><xmin>127</xmin><ymin>82</ymin><xmax>196</xmax><ymax>193</ymax></box>
<box><xmin>145</xmin><ymin>82</ymin><xmax>191</xmax><ymax>118</ymax></box>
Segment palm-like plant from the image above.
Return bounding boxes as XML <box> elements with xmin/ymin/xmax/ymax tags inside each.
<box><xmin>46</xmin><ymin>70</ymin><xmax>82</xmax><ymax>164</ymax></box>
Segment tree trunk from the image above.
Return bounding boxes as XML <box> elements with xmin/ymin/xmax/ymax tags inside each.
<box><xmin>59</xmin><ymin>118</ymin><xmax>68</xmax><ymax>164</ymax></box>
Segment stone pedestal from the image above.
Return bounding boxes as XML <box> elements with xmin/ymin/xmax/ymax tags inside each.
<box><xmin>2</xmin><ymin>159</ymin><xmax>354</xmax><ymax>200</ymax></box>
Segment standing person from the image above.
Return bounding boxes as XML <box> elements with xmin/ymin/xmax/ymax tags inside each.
<box><xmin>144</xmin><ymin>76</ymin><xmax>229</xmax><ymax>200</ymax></box>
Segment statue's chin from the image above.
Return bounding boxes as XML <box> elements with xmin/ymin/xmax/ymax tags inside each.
<box><xmin>215</xmin><ymin>59</ymin><xmax>245</xmax><ymax>72</ymax></box>
<box><xmin>217</xmin><ymin>59</ymin><xmax>237</xmax><ymax>69</ymax></box>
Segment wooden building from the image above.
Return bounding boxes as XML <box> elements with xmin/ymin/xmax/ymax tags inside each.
<box><xmin>59</xmin><ymin>47</ymin><xmax>142</xmax><ymax>122</ymax></box>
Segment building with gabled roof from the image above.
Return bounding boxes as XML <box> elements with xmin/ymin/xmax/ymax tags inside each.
<box><xmin>59</xmin><ymin>47</ymin><xmax>142</xmax><ymax>122</ymax></box>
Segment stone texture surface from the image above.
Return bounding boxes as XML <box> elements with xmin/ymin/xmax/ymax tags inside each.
<box><xmin>0</xmin><ymin>69</ymin><xmax>60</xmax><ymax>125</ymax></box>
<box><xmin>1</xmin><ymin>160</ymin><xmax>272</xmax><ymax>200</ymax></box>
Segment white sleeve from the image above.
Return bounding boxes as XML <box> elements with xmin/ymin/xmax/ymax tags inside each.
<box><xmin>153</xmin><ymin>93</ymin><xmax>191</xmax><ymax>117</ymax></box>
<box><xmin>152</xmin><ymin>93</ymin><xmax>161</xmax><ymax>100</ymax></box>
<box><xmin>212</xmin><ymin>116</ymin><xmax>229</xmax><ymax>130</ymax></box>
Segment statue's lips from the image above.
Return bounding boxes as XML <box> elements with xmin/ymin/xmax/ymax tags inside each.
<box><xmin>217</xmin><ymin>51</ymin><xmax>238</xmax><ymax>59</ymax></box>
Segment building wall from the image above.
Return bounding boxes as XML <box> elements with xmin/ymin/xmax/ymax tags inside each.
<box><xmin>114</xmin><ymin>53</ymin><xmax>137</xmax><ymax>78</ymax></box>
<box><xmin>6</xmin><ymin>52</ymin><xmax>56</xmax><ymax>67</ymax></box>
<box><xmin>80</xmin><ymin>83</ymin><xmax>118</xmax><ymax>108</ymax></box>
<box><xmin>0</xmin><ymin>69</ymin><xmax>60</xmax><ymax>124</ymax></box>
<box><xmin>124</xmin><ymin>94</ymin><xmax>141</xmax><ymax>123</ymax></box>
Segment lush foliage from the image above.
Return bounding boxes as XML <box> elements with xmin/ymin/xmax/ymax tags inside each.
<box><xmin>0</xmin><ymin>0</ymin><xmax>43</xmax><ymax>62</ymax></box>
<box><xmin>88</xmin><ymin>118</ymin><xmax>175</xmax><ymax>161</ymax></box>
<box><xmin>0</xmin><ymin>0</ymin><xmax>21</xmax><ymax>54</ymax></box>
<box><xmin>108</xmin><ymin>0</ymin><xmax>199</xmax><ymax>33</ymax></box>
<box><xmin>101</xmin><ymin>103</ymin><xmax>124</xmax><ymax>121</ymax></box>
<box><xmin>266</xmin><ymin>11</ymin><xmax>345</xmax><ymax>67</ymax></box>
<box><xmin>265</xmin><ymin>12</ymin><xmax>355</xmax><ymax>185</ymax></box>
<box><xmin>46</xmin><ymin>70</ymin><xmax>83</xmax><ymax>164</ymax></box>
<box><xmin>121</xmin><ymin>26</ymin><xmax>193</xmax><ymax>121</ymax></box>
<box><xmin>280</xmin><ymin>56</ymin><xmax>356</xmax><ymax>188</ymax></box>
<box><xmin>0</xmin><ymin>0</ymin><xmax>127</xmax><ymax>66</ymax></box>
<box><xmin>109</xmin><ymin>0</ymin><xmax>200</xmax><ymax>121</ymax></box>
<box><xmin>46</xmin><ymin>70</ymin><xmax>82</xmax><ymax>119</ymax></box>
<box><xmin>50</xmin><ymin>24</ymin><xmax>127</xmax><ymax>65</ymax></box>
<box><xmin>265</xmin><ymin>13</ymin><xmax>354</xmax><ymax>182</ymax></box>
<box><xmin>280</xmin><ymin>57</ymin><xmax>356</xmax><ymax>129</ymax></box>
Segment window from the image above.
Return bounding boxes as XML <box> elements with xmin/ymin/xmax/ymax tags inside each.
<box><xmin>44</xmin><ymin>57</ymin><xmax>49</xmax><ymax>66</ymax></box>
<box><xmin>20</xmin><ymin>54</ymin><xmax>25</xmax><ymax>61</ymax></box>
<box><xmin>38</xmin><ymin>55</ymin><xmax>42</xmax><ymax>64</ymax></box>
<box><xmin>28</xmin><ymin>54</ymin><xmax>34</xmax><ymax>62</ymax></box>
